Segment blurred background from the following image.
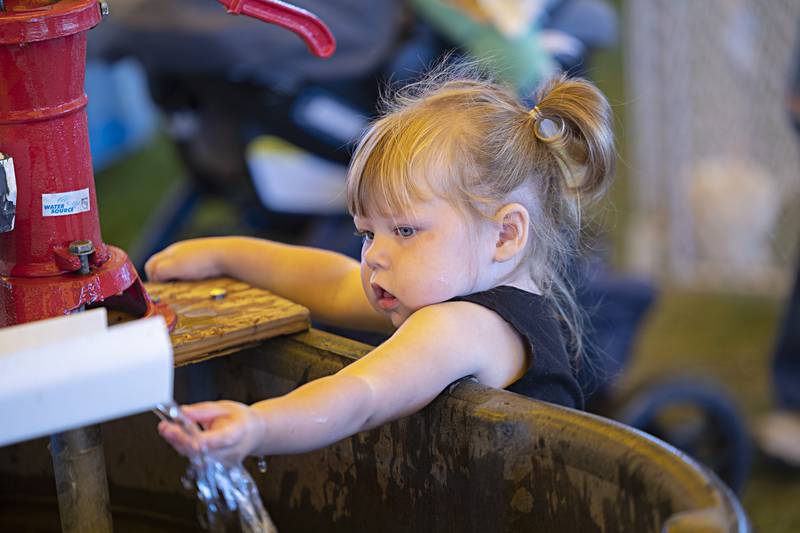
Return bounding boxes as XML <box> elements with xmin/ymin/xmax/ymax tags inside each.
<box><xmin>84</xmin><ymin>0</ymin><xmax>800</xmax><ymax>530</ymax></box>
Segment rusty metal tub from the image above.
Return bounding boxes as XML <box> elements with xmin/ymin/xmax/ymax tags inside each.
<box><xmin>0</xmin><ymin>329</ymin><xmax>749</xmax><ymax>532</ymax></box>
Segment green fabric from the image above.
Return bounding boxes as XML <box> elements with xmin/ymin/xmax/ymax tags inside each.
<box><xmin>410</xmin><ymin>0</ymin><xmax>555</xmax><ymax>95</ymax></box>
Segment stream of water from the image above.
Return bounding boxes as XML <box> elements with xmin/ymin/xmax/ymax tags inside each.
<box><xmin>155</xmin><ymin>402</ymin><xmax>278</xmax><ymax>533</ymax></box>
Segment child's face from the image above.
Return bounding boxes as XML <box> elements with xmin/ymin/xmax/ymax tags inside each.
<box><xmin>354</xmin><ymin>196</ymin><xmax>490</xmax><ymax>328</ymax></box>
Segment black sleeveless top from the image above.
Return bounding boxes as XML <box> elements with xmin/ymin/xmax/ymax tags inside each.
<box><xmin>450</xmin><ymin>286</ymin><xmax>584</xmax><ymax>410</ymax></box>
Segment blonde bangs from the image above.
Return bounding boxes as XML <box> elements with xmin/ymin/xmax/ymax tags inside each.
<box><xmin>347</xmin><ymin>108</ymin><xmax>462</xmax><ymax>218</ymax></box>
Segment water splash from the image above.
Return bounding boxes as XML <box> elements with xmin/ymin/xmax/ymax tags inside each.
<box><xmin>154</xmin><ymin>402</ymin><xmax>278</xmax><ymax>533</ymax></box>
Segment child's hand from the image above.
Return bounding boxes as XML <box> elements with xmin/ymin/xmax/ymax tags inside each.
<box><xmin>158</xmin><ymin>401</ymin><xmax>267</xmax><ymax>465</ymax></box>
<box><xmin>145</xmin><ymin>239</ymin><xmax>224</xmax><ymax>281</ymax></box>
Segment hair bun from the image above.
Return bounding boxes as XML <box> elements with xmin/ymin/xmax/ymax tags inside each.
<box><xmin>532</xmin><ymin>74</ymin><xmax>615</xmax><ymax>201</ymax></box>
<box><xmin>534</xmin><ymin>116</ymin><xmax>566</xmax><ymax>143</ymax></box>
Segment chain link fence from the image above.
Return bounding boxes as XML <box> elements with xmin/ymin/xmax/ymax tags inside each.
<box><xmin>625</xmin><ymin>0</ymin><xmax>800</xmax><ymax>294</ymax></box>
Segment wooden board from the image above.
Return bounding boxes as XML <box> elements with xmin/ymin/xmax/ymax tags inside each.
<box><xmin>145</xmin><ymin>278</ymin><xmax>310</xmax><ymax>366</ymax></box>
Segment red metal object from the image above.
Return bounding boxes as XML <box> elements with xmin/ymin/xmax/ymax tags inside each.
<box><xmin>0</xmin><ymin>0</ymin><xmax>173</xmax><ymax>328</ymax></box>
<box><xmin>0</xmin><ymin>0</ymin><xmax>334</xmax><ymax>328</ymax></box>
<box><xmin>217</xmin><ymin>0</ymin><xmax>336</xmax><ymax>58</ymax></box>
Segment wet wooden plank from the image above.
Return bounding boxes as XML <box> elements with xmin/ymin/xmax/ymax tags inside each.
<box><xmin>145</xmin><ymin>278</ymin><xmax>310</xmax><ymax>366</ymax></box>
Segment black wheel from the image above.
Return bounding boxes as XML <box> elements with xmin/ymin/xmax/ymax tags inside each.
<box><xmin>617</xmin><ymin>379</ymin><xmax>752</xmax><ymax>493</ymax></box>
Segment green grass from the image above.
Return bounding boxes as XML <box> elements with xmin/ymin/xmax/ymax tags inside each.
<box><xmin>94</xmin><ymin>134</ymin><xmax>182</xmax><ymax>251</ymax></box>
<box><xmin>624</xmin><ymin>290</ymin><xmax>782</xmax><ymax>414</ymax></box>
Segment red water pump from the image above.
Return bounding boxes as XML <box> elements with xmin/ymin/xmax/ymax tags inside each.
<box><xmin>0</xmin><ymin>0</ymin><xmax>335</xmax><ymax>328</ymax></box>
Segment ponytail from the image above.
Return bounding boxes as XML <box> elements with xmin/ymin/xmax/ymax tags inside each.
<box><xmin>521</xmin><ymin>75</ymin><xmax>616</xmax><ymax>362</ymax></box>
<box><xmin>528</xmin><ymin>74</ymin><xmax>616</xmax><ymax>203</ymax></box>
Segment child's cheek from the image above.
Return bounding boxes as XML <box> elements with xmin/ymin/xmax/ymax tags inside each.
<box><xmin>435</xmin><ymin>275</ymin><xmax>451</xmax><ymax>287</ymax></box>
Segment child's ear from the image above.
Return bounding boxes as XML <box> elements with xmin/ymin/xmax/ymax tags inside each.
<box><xmin>492</xmin><ymin>203</ymin><xmax>530</xmax><ymax>263</ymax></box>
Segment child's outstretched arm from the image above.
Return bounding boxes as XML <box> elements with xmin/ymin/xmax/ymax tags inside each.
<box><xmin>145</xmin><ymin>236</ymin><xmax>391</xmax><ymax>332</ymax></box>
<box><xmin>159</xmin><ymin>300</ymin><xmax>526</xmax><ymax>463</ymax></box>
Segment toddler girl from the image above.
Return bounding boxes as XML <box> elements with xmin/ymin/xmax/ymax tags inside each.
<box><xmin>148</xmin><ymin>64</ymin><xmax>615</xmax><ymax>463</ymax></box>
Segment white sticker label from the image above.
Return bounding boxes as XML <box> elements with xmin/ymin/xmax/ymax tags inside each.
<box><xmin>42</xmin><ymin>188</ymin><xmax>90</xmax><ymax>217</ymax></box>
<box><xmin>0</xmin><ymin>156</ymin><xmax>16</xmax><ymax>233</ymax></box>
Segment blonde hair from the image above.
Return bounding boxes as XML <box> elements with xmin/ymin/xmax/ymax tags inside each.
<box><xmin>346</xmin><ymin>62</ymin><xmax>615</xmax><ymax>360</ymax></box>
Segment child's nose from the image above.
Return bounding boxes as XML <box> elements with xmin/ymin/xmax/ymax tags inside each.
<box><xmin>363</xmin><ymin>236</ymin><xmax>390</xmax><ymax>270</ymax></box>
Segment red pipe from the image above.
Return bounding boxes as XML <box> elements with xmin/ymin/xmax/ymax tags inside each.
<box><xmin>0</xmin><ymin>0</ymin><xmax>175</xmax><ymax>327</ymax></box>
<box><xmin>217</xmin><ymin>0</ymin><xmax>336</xmax><ymax>58</ymax></box>
<box><xmin>0</xmin><ymin>0</ymin><xmax>334</xmax><ymax>326</ymax></box>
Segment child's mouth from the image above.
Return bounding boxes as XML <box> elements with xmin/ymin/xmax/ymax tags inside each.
<box><xmin>372</xmin><ymin>284</ymin><xmax>399</xmax><ymax>310</ymax></box>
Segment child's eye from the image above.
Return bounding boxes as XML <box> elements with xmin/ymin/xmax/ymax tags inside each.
<box><xmin>394</xmin><ymin>226</ymin><xmax>416</xmax><ymax>238</ymax></box>
<box><xmin>354</xmin><ymin>230</ymin><xmax>374</xmax><ymax>241</ymax></box>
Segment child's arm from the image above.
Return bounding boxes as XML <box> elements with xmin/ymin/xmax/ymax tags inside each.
<box><xmin>159</xmin><ymin>300</ymin><xmax>526</xmax><ymax>462</ymax></box>
<box><xmin>145</xmin><ymin>236</ymin><xmax>391</xmax><ymax>332</ymax></box>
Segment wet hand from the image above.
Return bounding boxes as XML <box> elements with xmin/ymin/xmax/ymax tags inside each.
<box><xmin>158</xmin><ymin>401</ymin><xmax>267</xmax><ymax>465</ymax></box>
<box><xmin>144</xmin><ymin>239</ymin><xmax>224</xmax><ymax>282</ymax></box>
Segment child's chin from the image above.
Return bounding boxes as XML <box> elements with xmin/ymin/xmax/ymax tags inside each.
<box><xmin>389</xmin><ymin>312</ymin><xmax>408</xmax><ymax>328</ymax></box>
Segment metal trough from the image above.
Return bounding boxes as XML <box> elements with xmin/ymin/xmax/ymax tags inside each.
<box><xmin>0</xmin><ymin>329</ymin><xmax>749</xmax><ymax>532</ymax></box>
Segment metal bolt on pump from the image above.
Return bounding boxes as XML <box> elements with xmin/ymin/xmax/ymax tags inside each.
<box><xmin>69</xmin><ymin>239</ymin><xmax>95</xmax><ymax>275</ymax></box>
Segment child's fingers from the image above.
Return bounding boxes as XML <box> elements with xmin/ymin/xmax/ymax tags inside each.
<box><xmin>198</xmin><ymin>423</ymin><xmax>241</xmax><ymax>450</ymax></box>
<box><xmin>202</xmin><ymin>444</ymin><xmax>247</xmax><ymax>466</ymax></box>
<box><xmin>149</xmin><ymin>257</ymin><xmax>181</xmax><ymax>282</ymax></box>
<box><xmin>158</xmin><ymin>421</ymin><xmax>199</xmax><ymax>456</ymax></box>
<box><xmin>150</xmin><ymin>260</ymin><xmax>171</xmax><ymax>281</ymax></box>
<box><xmin>196</xmin><ymin>431</ymin><xmax>249</xmax><ymax>465</ymax></box>
<box><xmin>144</xmin><ymin>252</ymin><xmax>169</xmax><ymax>281</ymax></box>
<box><xmin>146</xmin><ymin>256</ymin><xmax>212</xmax><ymax>282</ymax></box>
<box><xmin>161</xmin><ymin>418</ymin><xmax>240</xmax><ymax>457</ymax></box>
<box><xmin>157</xmin><ymin>401</ymin><xmax>251</xmax><ymax>463</ymax></box>
<box><xmin>143</xmin><ymin>256</ymin><xmax>157</xmax><ymax>280</ymax></box>
<box><xmin>181</xmin><ymin>402</ymin><xmax>238</xmax><ymax>426</ymax></box>
<box><xmin>186</xmin><ymin>403</ymin><xmax>251</xmax><ymax>460</ymax></box>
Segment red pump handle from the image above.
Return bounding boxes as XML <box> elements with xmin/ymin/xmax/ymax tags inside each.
<box><xmin>217</xmin><ymin>0</ymin><xmax>336</xmax><ymax>58</ymax></box>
